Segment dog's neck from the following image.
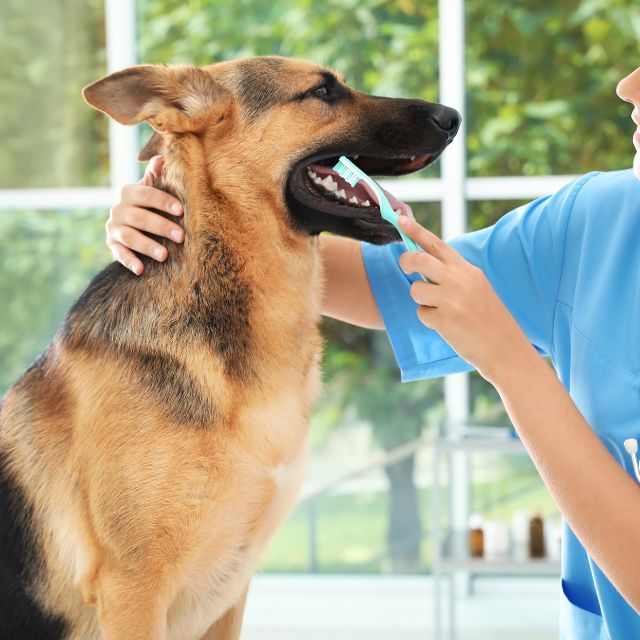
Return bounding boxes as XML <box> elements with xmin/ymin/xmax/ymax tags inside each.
<box><xmin>152</xmin><ymin>136</ymin><xmax>309</xmax><ymax>283</ymax></box>
<box><xmin>139</xmin><ymin>136</ymin><xmax>322</xmax><ymax>383</ymax></box>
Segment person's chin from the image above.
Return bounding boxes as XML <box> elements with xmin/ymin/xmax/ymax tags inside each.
<box><xmin>634</xmin><ymin>153</ymin><xmax>640</xmax><ymax>181</ymax></box>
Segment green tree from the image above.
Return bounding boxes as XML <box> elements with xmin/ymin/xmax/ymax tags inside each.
<box><xmin>0</xmin><ymin>0</ymin><xmax>109</xmax><ymax>188</ymax></box>
<box><xmin>3</xmin><ymin>0</ymin><xmax>639</xmax><ymax>573</ymax></box>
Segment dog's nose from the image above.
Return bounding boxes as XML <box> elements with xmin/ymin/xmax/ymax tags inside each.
<box><xmin>431</xmin><ymin>107</ymin><xmax>461</xmax><ymax>138</ymax></box>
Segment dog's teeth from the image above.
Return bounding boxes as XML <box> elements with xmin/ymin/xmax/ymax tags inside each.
<box><xmin>314</xmin><ymin>177</ymin><xmax>322</xmax><ymax>185</ymax></box>
<box><xmin>322</xmin><ymin>176</ymin><xmax>338</xmax><ymax>191</ymax></box>
<box><xmin>353</xmin><ymin>155</ymin><xmax>359</xmax><ymax>160</ymax></box>
<box><xmin>308</xmin><ymin>170</ymin><xmax>318</xmax><ymax>179</ymax></box>
<box><xmin>335</xmin><ymin>189</ymin><xmax>347</xmax><ymax>199</ymax></box>
<box><xmin>349</xmin><ymin>196</ymin><xmax>359</xmax><ymax>204</ymax></box>
<box><xmin>363</xmin><ymin>200</ymin><xmax>371</xmax><ymax>207</ymax></box>
<box><xmin>409</xmin><ymin>156</ymin><xmax>416</xmax><ymax>161</ymax></box>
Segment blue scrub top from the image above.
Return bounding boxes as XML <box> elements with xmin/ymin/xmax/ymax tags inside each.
<box><xmin>361</xmin><ymin>170</ymin><xmax>640</xmax><ymax>639</ymax></box>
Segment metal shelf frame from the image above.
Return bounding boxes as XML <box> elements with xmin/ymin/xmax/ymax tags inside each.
<box><xmin>431</xmin><ymin>435</ymin><xmax>560</xmax><ymax>640</ymax></box>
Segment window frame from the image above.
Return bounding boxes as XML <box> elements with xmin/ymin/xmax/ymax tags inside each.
<box><xmin>0</xmin><ymin>0</ymin><xmax>581</xmax><ymax>542</ymax></box>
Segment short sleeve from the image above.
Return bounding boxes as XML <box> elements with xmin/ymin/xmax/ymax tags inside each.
<box><xmin>361</xmin><ymin>173</ymin><xmax>596</xmax><ymax>382</ymax></box>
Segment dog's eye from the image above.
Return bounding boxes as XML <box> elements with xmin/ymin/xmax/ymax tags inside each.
<box><xmin>311</xmin><ymin>84</ymin><xmax>330</xmax><ymax>99</ymax></box>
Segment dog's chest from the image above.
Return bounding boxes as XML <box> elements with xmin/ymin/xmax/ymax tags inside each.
<box><xmin>166</xmin><ymin>449</ymin><xmax>306</xmax><ymax>640</ymax></box>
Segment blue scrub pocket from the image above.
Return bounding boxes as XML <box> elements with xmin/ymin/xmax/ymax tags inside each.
<box><xmin>560</xmin><ymin>582</ymin><xmax>608</xmax><ymax>639</ymax></box>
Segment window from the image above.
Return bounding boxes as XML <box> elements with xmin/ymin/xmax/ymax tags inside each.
<box><xmin>2</xmin><ymin>0</ymin><xmax>638</xmax><ymax>575</ymax></box>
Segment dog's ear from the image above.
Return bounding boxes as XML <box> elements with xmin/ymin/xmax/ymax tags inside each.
<box><xmin>82</xmin><ymin>64</ymin><xmax>232</xmax><ymax>135</ymax></box>
<box><xmin>138</xmin><ymin>131</ymin><xmax>163</xmax><ymax>162</ymax></box>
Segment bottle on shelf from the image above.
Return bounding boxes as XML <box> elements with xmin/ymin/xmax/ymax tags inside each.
<box><xmin>529</xmin><ymin>511</ymin><xmax>546</xmax><ymax>558</ymax></box>
<box><xmin>468</xmin><ymin>513</ymin><xmax>484</xmax><ymax>558</ymax></box>
<box><xmin>483</xmin><ymin>520</ymin><xmax>510</xmax><ymax>559</ymax></box>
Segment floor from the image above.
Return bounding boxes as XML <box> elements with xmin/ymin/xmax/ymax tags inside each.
<box><xmin>241</xmin><ymin>574</ymin><xmax>560</xmax><ymax>640</ymax></box>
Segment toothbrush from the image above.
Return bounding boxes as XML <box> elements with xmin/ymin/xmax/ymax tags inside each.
<box><xmin>332</xmin><ymin>155</ymin><xmax>422</xmax><ymax>253</ymax></box>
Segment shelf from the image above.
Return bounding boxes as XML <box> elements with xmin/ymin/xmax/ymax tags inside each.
<box><xmin>438</xmin><ymin>557</ymin><xmax>560</xmax><ymax>574</ymax></box>
<box><xmin>438</xmin><ymin>531</ymin><xmax>559</xmax><ymax>575</ymax></box>
<box><xmin>433</xmin><ymin>435</ymin><xmax>526</xmax><ymax>454</ymax></box>
<box><xmin>431</xmin><ymin>433</ymin><xmax>560</xmax><ymax>639</ymax></box>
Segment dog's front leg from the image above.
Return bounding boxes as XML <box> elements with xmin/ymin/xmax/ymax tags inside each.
<box><xmin>94</xmin><ymin>570</ymin><xmax>169</xmax><ymax>640</ymax></box>
<box><xmin>199</xmin><ymin>586</ymin><xmax>249</xmax><ymax>640</ymax></box>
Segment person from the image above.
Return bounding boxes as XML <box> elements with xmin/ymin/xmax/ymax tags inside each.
<box><xmin>106</xmin><ymin>66</ymin><xmax>640</xmax><ymax>638</ymax></box>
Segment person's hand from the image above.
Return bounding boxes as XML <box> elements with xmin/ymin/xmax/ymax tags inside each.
<box><xmin>106</xmin><ymin>155</ymin><xmax>185</xmax><ymax>275</ymax></box>
<box><xmin>396</xmin><ymin>216</ymin><xmax>534</xmax><ymax>384</ymax></box>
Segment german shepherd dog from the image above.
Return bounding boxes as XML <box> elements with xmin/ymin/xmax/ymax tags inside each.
<box><xmin>0</xmin><ymin>56</ymin><xmax>459</xmax><ymax>639</ymax></box>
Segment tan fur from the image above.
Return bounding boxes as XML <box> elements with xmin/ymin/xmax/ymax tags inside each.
<box><xmin>0</xmin><ymin>55</ymin><xmax>455</xmax><ymax>639</ymax></box>
<box><xmin>0</xmin><ymin>57</ymin><xmax>334</xmax><ymax>640</ymax></box>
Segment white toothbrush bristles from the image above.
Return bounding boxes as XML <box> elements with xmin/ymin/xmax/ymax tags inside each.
<box><xmin>335</xmin><ymin>163</ymin><xmax>359</xmax><ymax>187</ymax></box>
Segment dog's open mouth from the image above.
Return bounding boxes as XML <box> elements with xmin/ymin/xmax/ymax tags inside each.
<box><xmin>285</xmin><ymin>152</ymin><xmax>440</xmax><ymax>242</ymax></box>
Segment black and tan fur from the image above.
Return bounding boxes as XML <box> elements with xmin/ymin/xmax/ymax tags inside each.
<box><xmin>0</xmin><ymin>56</ymin><xmax>459</xmax><ymax>639</ymax></box>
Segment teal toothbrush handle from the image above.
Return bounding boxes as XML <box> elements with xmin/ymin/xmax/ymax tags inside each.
<box><xmin>399</xmin><ymin>230</ymin><xmax>421</xmax><ymax>253</ymax></box>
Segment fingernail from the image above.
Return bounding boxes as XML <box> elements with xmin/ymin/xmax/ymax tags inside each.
<box><xmin>171</xmin><ymin>203</ymin><xmax>182</xmax><ymax>215</ymax></box>
<box><xmin>171</xmin><ymin>228</ymin><xmax>183</xmax><ymax>242</ymax></box>
<box><xmin>154</xmin><ymin>247</ymin><xmax>165</xmax><ymax>260</ymax></box>
<box><xmin>131</xmin><ymin>263</ymin><xmax>140</xmax><ymax>275</ymax></box>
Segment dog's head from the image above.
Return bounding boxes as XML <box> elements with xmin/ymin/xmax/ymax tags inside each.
<box><xmin>83</xmin><ymin>56</ymin><xmax>459</xmax><ymax>245</ymax></box>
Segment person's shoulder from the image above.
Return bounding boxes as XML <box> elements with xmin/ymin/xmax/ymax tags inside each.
<box><xmin>564</xmin><ymin>169</ymin><xmax>640</xmax><ymax>255</ymax></box>
<box><xmin>571</xmin><ymin>169</ymin><xmax>640</xmax><ymax>212</ymax></box>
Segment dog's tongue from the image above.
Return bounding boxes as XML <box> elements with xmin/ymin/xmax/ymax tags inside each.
<box><xmin>308</xmin><ymin>164</ymin><xmax>414</xmax><ymax>219</ymax></box>
<box><xmin>359</xmin><ymin>180</ymin><xmax>414</xmax><ymax>220</ymax></box>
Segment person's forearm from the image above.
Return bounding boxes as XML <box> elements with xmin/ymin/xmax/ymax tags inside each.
<box><xmin>395</xmin><ymin>215</ymin><xmax>640</xmax><ymax>609</ymax></box>
<box><xmin>490</xmin><ymin>343</ymin><xmax>640</xmax><ymax>611</ymax></box>
<box><xmin>318</xmin><ymin>235</ymin><xmax>384</xmax><ymax>330</ymax></box>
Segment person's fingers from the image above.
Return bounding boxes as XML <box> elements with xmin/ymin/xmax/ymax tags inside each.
<box><xmin>109</xmin><ymin>224</ymin><xmax>168</xmax><ymax>262</ymax></box>
<box><xmin>119</xmin><ymin>206</ymin><xmax>184</xmax><ymax>243</ymax></box>
<box><xmin>409</xmin><ymin>280</ymin><xmax>442</xmax><ymax>308</ymax></box>
<box><xmin>119</xmin><ymin>183</ymin><xmax>183</xmax><ymax>217</ymax></box>
<box><xmin>147</xmin><ymin>155</ymin><xmax>164</xmax><ymax>178</ymax></box>
<box><xmin>398</xmin><ymin>249</ymin><xmax>446</xmax><ymax>283</ymax></box>
<box><xmin>397</xmin><ymin>216</ymin><xmax>456</xmax><ymax>263</ymax></box>
<box><xmin>138</xmin><ymin>155</ymin><xmax>164</xmax><ymax>186</ymax></box>
<box><xmin>416</xmin><ymin>304</ymin><xmax>442</xmax><ymax>330</ymax></box>
<box><xmin>110</xmin><ymin>241</ymin><xmax>145</xmax><ymax>276</ymax></box>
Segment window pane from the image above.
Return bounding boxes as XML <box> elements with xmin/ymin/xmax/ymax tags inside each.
<box><xmin>466</xmin><ymin>1</ymin><xmax>640</xmax><ymax>177</ymax></box>
<box><xmin>468</xmin><ymin>199</ymin><xmax>533</xmax><ymax>428</ymax></box>
<box><xmin>137</xmin><ymin>0</ymin><xmax>442</xmax><ymax>179</ymax></box>
<box><xmin>137</xmin><ymin>0</ymin><xmax>444</xmax><ymax>575</ymax></box>
<box><xmin>0</xmin><ymin>1</ymin><xmax>109</xmax><ymax>188</ymax></box>
<box><xmin>0</xmin><ymin>210</ymin><xmax>111</xmax><ymax>393</ymax></box>
<box><xmin>265</xmin><ymin>200</ymin><xmax>443</xmax><ymax>575</ymax></box>
<box><xmin>470</xmin><ymin>452</ymin><xmax>558</xmax><ymax>535</ymax></box>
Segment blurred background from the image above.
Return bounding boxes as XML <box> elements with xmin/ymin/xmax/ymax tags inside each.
<box><xmin>1</xmin><ymin>1</ymin><xmax>638</xmax><ymax>638</ymax></box>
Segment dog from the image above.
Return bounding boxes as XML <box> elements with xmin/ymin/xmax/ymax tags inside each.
<box><xmin>0</xmin><ymin>55</ymin><xmax>459</xmax><ymax>639</ymax></box>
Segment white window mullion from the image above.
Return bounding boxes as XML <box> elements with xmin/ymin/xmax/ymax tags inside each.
<box><xmin>0</xmin><ymin>188</ymin><xmax>115</xmax><ymax>211</ymax></box>
<box><xmin>466</xmin><ymin>175</ymin><xmax>579</xmax><ymax>201</ymax></box>
<box><xmin>439</xmin><ymin>0</ymin><xmax>470</xmax><ymax>596</ymax></box>
<box><xmin>105</xmin><ymin>0</ymin><xmax>140</xmax><ymax>191</ymax></box>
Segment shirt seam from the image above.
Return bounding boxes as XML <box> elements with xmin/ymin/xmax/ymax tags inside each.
<box><xmin>402</xmin><ymin>354</ymin><xmax>462</xmax><ymax>374</ymax></box>
<box><xmin>550</xmin><ymin>172</ymin><xmax>599</xmax><ymax>361</ymax></box>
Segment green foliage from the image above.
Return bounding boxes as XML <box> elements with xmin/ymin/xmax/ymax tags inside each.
<box><xmin>0</xmin><ymin>0</ymin><xmax>109</xmax><ymax>188</ymax></box>
<box><xmin>135</xmin><ymin>0</ymin><xmax>640</xmax><ymax>435</ymax></box>
<box><xmin>261</xmin><ymin>468</ymin><xmax>554</xmax><ymax>572</ymax></box>
<box><xmin>0</xmin><ymin>211</ymin><xmax>110</xmax><ymax>393</ymax></box>
<box><xmin>317</xmin><ymin>319</ymin><xmax>444</xmax><ymax>450</ymax></box>
<box><xmin>2</xmin><ymin>0</ymin><xmax>639</xmax><ymax>573</ymax></box>
<box><xmin>139</xmin><ymin>0</ymin><xmax>440</xmax><ymax>102</ymax></box>
<box><xmin>466</xmin><ymin>0</ymin><xmax>640</xmax><ymax>176</ymax></box>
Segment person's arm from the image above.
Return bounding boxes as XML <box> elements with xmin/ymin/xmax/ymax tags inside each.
<box><xmin>107</xmin><ymin>157</ymin><xmax>383</xmax><ymax>329</ymax></box>
<box><xmin>319</xmin><ymin>235</ymin><xmax>383</xmax><ymax>329</ymax></box>
<box><xmin>398</xmin><ymin>215</ymin><xmax>640</xmax><ymax>612</ymax></box>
